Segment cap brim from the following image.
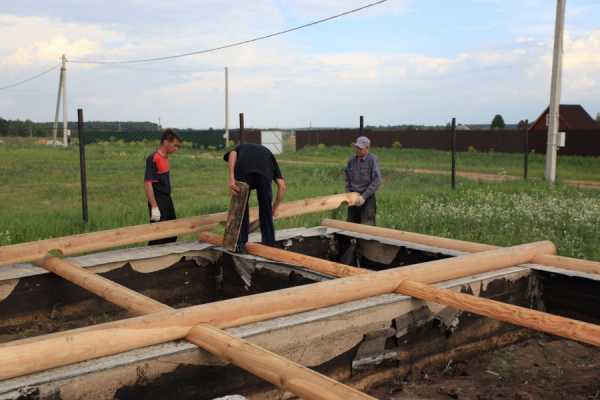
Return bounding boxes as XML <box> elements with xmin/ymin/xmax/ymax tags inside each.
<box><xmin>353</xmin><ymin>143</ymin><xmax>366</xmax><ymax>149</ymax></box>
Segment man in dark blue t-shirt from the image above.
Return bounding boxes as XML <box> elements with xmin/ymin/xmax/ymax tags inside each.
<box><xmin>144</xmin><ymin>129</ymin><xmax>182</xmax><ymax>245</ymax></box>
<box><xmin>223</xmin><ymin>143</ymin><xmax>286</xmax><ymax>250</ymax></box>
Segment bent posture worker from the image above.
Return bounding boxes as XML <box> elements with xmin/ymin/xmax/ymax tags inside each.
<box><xmin>224</xmin><ymin>143</ymin><xmax>286</xmax><ymax>251</ymax></box>
<box><xmin>345</xmin><ymin>136</ymin><xmax>381</xmax><ymax>225</ymax></box>
<box><xmin>144</xmin><ymin>129</ymin><xmax>182</xmax><ymax>245</ymax></box>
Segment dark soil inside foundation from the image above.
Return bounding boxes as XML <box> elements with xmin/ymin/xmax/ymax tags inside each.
<box><xmin>368</xmin><ymin>335</ymin><xmax>600</xmax><ymax>400</ymax></box>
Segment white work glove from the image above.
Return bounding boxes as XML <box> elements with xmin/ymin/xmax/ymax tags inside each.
<box><xmin>355</xmin><ymin>195</ymin><xmax>366</xmax><ymax>207</ymax></box>
<box><xmin>150</xmin><ymin>207</ymin><xmax>161</xmax><ymax>222</ymax></box>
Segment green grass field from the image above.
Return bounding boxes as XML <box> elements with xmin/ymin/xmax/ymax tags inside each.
<box><xmin>1</xmin><ymin>138</ymin><xmax>600</xmax><ymax>260</ymax></box>
<box><xmin>284</xmin><ymin>145</ymin><xmax>600</xmax><ymax>181</ymax></box>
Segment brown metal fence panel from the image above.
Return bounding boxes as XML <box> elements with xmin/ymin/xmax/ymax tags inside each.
<box><xmin>296</xmin><ymin>128</ymin><xmax>600</xmax><ymax>156</ymax></box>
<box><xmin>228</xmin><ymin>129</ymin><xmax>261</xmax><ymax>145</ymax></box>
<box><xmin>528</xmin><ymin>129</ymin><xmax>600</xmax><ymax>156</ymax></box>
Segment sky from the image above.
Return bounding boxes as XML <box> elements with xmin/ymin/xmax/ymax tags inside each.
<box><xmin>0</xmin><ymin>0</ymin><xmax>598</xmax><ymax>128</ymax></box>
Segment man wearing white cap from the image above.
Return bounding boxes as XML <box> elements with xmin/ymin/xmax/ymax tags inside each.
<box><xmin>344</xmin><ymin>136</ymin><xmax>381</xmax><ymax>225</ymax></box>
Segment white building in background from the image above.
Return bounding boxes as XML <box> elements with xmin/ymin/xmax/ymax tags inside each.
<box><xmin>261</xmin><ymin>130</ymin><xmax>283</xmax><ymax>155</ymax></box>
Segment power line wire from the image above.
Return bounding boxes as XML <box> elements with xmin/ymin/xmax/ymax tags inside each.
<box><xmin>0</xmin><ymin>64</ymin><xmax>60</xmax><ymax>91</ymax></box>
<box><xmin>99</xmin><ymin>63</ymin><xmax>224</xmax><ymax>74</ymax></box>
<box><xmin>70</xmin><ymin>0</ymin><xmax>388</xmax><ymax>65</ymax></box>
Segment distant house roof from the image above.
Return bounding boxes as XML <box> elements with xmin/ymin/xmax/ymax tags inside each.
<box><xmin>529</xmin><ymin>104</ymin><xmax>598</xmax><ymax>132</ymax></box>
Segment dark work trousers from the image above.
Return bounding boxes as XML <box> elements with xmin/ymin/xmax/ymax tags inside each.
<box><xmin>347</xmin><ymin>194</ymin><xmax>376</xmax><ymax>226</ymax></box>
<box><xmin>238</xmin><ymin>173</ymin><xmax>275</xmax><ymax>250</ymax></box>
<box><xmin>148</xmin><ymin>192</ymin><xmax>177</xmax><ymax>246</ymax></box>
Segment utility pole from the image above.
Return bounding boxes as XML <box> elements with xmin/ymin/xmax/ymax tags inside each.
<box><xmin>62</xmin><ymin>54</ymin><xmax>68</xmax><ymax>147</ymax></box>
<box><xmin>225</xmin><ymin>67</ymin><xmax>229</xmax><ymax>145</ymax></box>
<box><xmin>545</xmin><ymin>0</ymin><xmax>566</xmax><ymax>183</ymax></box>
<box><xmin>53</xmin><ymin>55</ymin><xmax>67</xmax><ymax>145</ymax></box>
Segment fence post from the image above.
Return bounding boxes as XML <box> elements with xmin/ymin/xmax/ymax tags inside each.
<box><xmin>239</xmin><ymin>113</ymin><xmax>245</xmax><ymax>144</ymax></box>
<box><xmin>77</xmin><ymin>108</ymin><xmax>89</xmax><ymax>224</ymax></box>
<box><xmin>359</xmin><ymin>115</ymin><xmax>364</xmax><ymax>135</ymax></box>
<box><xmin>523</xmin><ymin>119</ymin><xmax>529</xmax><ymax>180</ymax></box>
<box><xmin>450</xmin><ymin>118</ymin><xmax>456</xmax><ymax>190</ymax></box>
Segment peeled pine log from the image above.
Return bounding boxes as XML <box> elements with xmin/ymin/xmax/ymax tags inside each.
<box><xmin>0</xmin><ymin>220</ymin><xmax>218</xmax><ymax>266</ymax></box>
<box><xmin>321</xmin><ymin>219</ymin><xmax>497</xmax><ymax>253</ymax></box>
<box><xmin>0</xmin><ymin>240</ymin><xmax>552</xmax><ymax>380</ymax></box>
<box><xmin>533</xmin><ymin>254</ymin><xmax>600</xmax><ymax>276</ymax></box>
<box><xmin>197</xmin><ymin>232</ymin><xmax>554</xmax><ymax>284</ymax></box>
<box><xmin>34</xmin><ymin>256</ymin><xmax>374</xmax><ymax>400</ymax></box>
<box><xmin>396</xmin><ymin>279</ymin><xmax>600</xmax><ymax>347</ymax></box>
<box><xmin>0</xmin><ymin>193</ymin><xmax>359</xmax><ymax>266</ymax></box>
<box><xmin>321</xmin><ymin>219</ymin><xmax>600</xmax><ymax>276</ymax></box>
<box><xmin>37</xmin><ymin>256</ymin><xmax>168</xmax><ymax>316</ymax></box>
<box><xmin>198</xmin><ymin>233</ymin><xmax>371</xmax><ymax>278</ymax></box>
<box><xmin>199</xmin><ymin>234</ymin><xmax>600</xmax><ymax>347</ymax></box>
<box><xmin>187</xmin><ymin>325</ymin><xmax>374</xmax><ymax>400</ymax></box>
<box><xmin>260</xmin><ymin>192</ymin><xmax>360</xmax><ymax>220</ymax></box>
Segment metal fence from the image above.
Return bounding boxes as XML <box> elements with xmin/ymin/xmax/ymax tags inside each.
<box><xmin>296</xmin><ymin>128</ymin><xmax>600</xmax><ymax>156</ymax></box>
<box><xmin>82</xmin><ymin>129</ymin><xmax>226</xmax><ymax>149</ymax></box>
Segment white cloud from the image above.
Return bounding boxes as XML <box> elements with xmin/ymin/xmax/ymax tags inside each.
<box><xmin>0</xmin><ymin>14</ymin><xmax>121</xmax><ymax>66</ymax></box>
<box><xmin>562</xmin><ymin>30</ymin><xmax>600</xmax><ymax>97</ymax></box>
<box><xmin>564</xmin><ymin>30</ymin><xmax>600</xmax><ymax>72</ymax></box>
<box><xmin>0</xmin><ymin>2</ymin><xmax>598</xmax><ymax>127</ymax></box>
<box><xmin>3</xmin><ymin>37</ymin><xmax>98</xmax><ymax>65</ymax></box>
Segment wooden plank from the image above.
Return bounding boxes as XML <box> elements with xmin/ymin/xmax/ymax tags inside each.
<box><xmin>321</xmin><ymin>219</ymin><xmax>600</xmax><ymax>275</ymax></box>
<box><xmin>33</xmin><ymin>256</ymin><xmax>374</xmax><ymax>400</ymax></box>
<box><xmin>0</xmin><ymin>240</ymin><xmax>553</xmax><ymax>380</ymax></box>
<box><xmin>0</xmin><ymin>193</ymin><xmax>359</xmax><ymax>266</ymax></box>
<box><xmin>223</xmin><ymin>181</ymin><xmax>250</xmax><ymax>251</ymax></box>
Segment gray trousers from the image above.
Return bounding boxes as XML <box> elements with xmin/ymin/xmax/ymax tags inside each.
<box><xmin>347</xmin><ymin>194</ymin><xmax>376</xmax><ymax>226</ymax></box>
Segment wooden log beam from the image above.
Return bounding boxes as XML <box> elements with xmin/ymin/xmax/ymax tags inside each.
<box><xmin>533</xmin><ymin>254</ymin><xmax>600</xmax><ymax>276</ymax></box>
<box><xmin>200</xmin><ymin>233</ymin><xmax>600</xmax><ymax>347</ymax></box>
<box><xmin>33</xmin><ymin>256</ymin><xmax>374</xmax><ymax>400</ymax></box>
<box><xmin>321</xmin><ymin>219</ymin><xmax>497</xmax><ymax>253</ymax></box>
<box><xmin>321</xmin><ymin>219</ymin><xmax>600</xmax><ymax>275</ymax></box>
<box><xmin>0</xmin><ymin>220</ymin><xmax>218</xmax><ymax>266</ymax></box>
<box><xmin>0</xmin><ymin>239</ymin><xmax>553</xmax><ymax>380</ymax></box>
<box><xmin>197</xmin><ymin>232</ymin><xmax>371</xmax><ymax>278</ymax></box>
<box><xmin>187</xmin><ymin>325</ymin><xmax>374</xmax><ymax>400</ymax></box>
<box><xmin>258</xmin><ymin>192</ymin><xmax>360</xmax><ymax>221</ymax></box>
<box><xmin>38</xmin><ymin>256</ymin><xmax>166</xmax><ymax>315</ymax></box>
<box><xmin>396</xmin><ymin>279</ymin><xmax>600</xmax><ymax>347</ymax></box>
<box><xmin>197</xmin><ymin>232</ymin><xmax>554</xmax><ymax>284</ymax></box>
<box><xmin>0</xmin><ymin>193</ymin><xmax>359</xmax><ymax>266</ymax></box>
